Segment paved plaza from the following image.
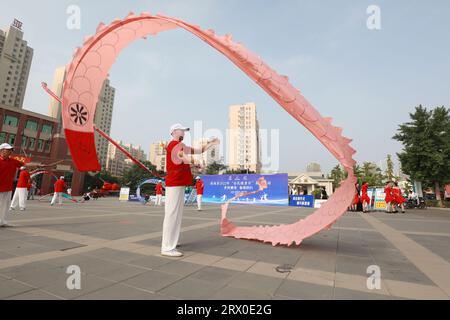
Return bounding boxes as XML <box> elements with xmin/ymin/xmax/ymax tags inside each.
<box><xmin>0</xmin><ymin>198</ymin><xmax>449</xmax><ymax>300</ymax></box>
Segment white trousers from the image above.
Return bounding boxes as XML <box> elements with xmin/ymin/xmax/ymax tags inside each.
<box><xmin>51</xmin><ymin>192</ymin><xmax>63</xmax><ymax>205</ymax></box>
<box><xmin>162</xmin><ymin>187</ymin><xmax>185</xmax><ymax>252</ymax></box>
<box><xmin>0</xmin><ymin>192</ymin><xmax>12</xmax><ymax>225</ymax></box>
<box><xmin>10</xmin><ymin>188</ymin><xmax>28</xmax><ymax>210</ymax></box>
<box><xmin>197</xmin><ymin>195</ymin><xmax>203</xmax><ymax>210</ymax></box>
<box><xmin>155</xmin><ymin>194</ymin><xmax>163</xmax><ymax>206</ymax></box>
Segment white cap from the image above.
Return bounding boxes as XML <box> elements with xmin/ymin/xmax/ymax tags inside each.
<box><xmin>0</xmin><ymin>143</ymin><xmax>14</xmax><ymax>150</ymax></box>
<box><xmin>195</xmin><ymin>176</ymin><xmax>201</xmax><ymax>180</ymax></box>
<box><xmin>20</xmin><ymin>166</ymin><xmax>26</xmax><ymax>170</ymax></box>
<box><xmin>170</xmin><ymin>123</ymin><xmax>190</xmax><ymax>135</ymax></box>
<box><xmin>60</xmin><ymin>176</ymin><xmax>65</xmax><ymax>179</ymax></box>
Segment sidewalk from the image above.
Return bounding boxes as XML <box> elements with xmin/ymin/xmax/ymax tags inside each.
<box><xmin>1</xmin><ymin>198</ymin><xmax>449</xmax><ymax>300</ymax></box>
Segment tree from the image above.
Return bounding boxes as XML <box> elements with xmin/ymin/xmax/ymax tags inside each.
<box><xmin>121</xmin><ymin>161</ymin><xmax>161</xmax><ymax>192</ymax></box>
<box><xmin>225</xmin><ymin>168</ymin><xmax>256</xmax><ymax>174</ymax></box>
<box><xmin>83</xmin><ymin>170</ymin><xmax>120</xmax><ymax>191</ymax></box>
<box><xmin>329</xmin><ymin>165</ymin><xmax>346</xmax><ymax>190</ymax></box>
<box><xmin>393</xmin><ymin>105</ymin><xmax>450</xmax><ymax>206</ymax></box>
<box><xmin>360</xmin><ymin>162</ymin><xmax>384</xmax><ymax>186</ymax></box>
<box><xmin>205</xmin><ymin>161</ymin><xmax>228</xmax><ymax>175</ymax></box>
<box><xmin>385</xmin><ymin>154</ymin><xmax>395</xmax><ymax>181</ymax></box>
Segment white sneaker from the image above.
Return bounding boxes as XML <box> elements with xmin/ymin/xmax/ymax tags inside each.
<box><xmin>161</xmin><ymin>249</ymin><xmax>183</xmax><ymax>257</ymax></box>
<box><xmin>20</xmin><ymin>208</ymin><xmax>25</xmax><ymax>211</ymax></box>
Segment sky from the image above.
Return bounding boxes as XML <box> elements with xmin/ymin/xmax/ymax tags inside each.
<box><xmin>1</xmin><ymin>0</ymin><xmax>449</xmax><ymax>174</ymax></box>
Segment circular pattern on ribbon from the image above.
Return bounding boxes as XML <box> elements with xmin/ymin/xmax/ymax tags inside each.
<box><xmin>69</xmin><ymin>102</ymin><xmax>89</xmax><ymax>126</ymax></box>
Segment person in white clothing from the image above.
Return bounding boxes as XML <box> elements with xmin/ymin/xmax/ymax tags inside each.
<box><xmin>51</xmin><ymin>176</ymin><xmax>66</xmax><ymax>206</ymax></box>
<box><xmin>0</xmin><ymin>143</ymin><xmax>26</xmax><ymax>227</ymax></box>
<box><xmin>195</xmin><ymin>176</ymin><xmax>204</xmax><ymax>211</ymax></box>
<box><xmin>161</xmin><ymin>124</ymin><xmax>219</xmax><ymax>257</ymax></box>
<box><xmin>10</xmin><ymin>166</ymin><xmax>31</xmax><ymax>212</ymax></box>
<box><xmin>155</xmin><ymin>181</ymin><xmax>164</xmax><ymax>206</ymax></box>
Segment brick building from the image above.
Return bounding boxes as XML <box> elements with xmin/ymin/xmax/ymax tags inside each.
<box><xmin>0</xmin><ymin>104</ymin><xmax>85</xmax><ymax>195</ymax></box>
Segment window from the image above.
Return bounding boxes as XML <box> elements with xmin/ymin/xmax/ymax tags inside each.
<box><xmin>4</xmin><ymin>115</ymin><xmax>18</xmax><ymax>126</ymax></box>
<box><xmin>28</xmin><ymin>137</ymin><xmax>35</xmax><ymax>150</ymax></box>
<box><xmin>41</xmin><ymin>124</ymin><xmax>53</xmax><ymax>134</ymax></box>
<box><xmin>7</xmin><ymin>134</ymin><xmax>16</xmax><ymax>145</ymax></box>
<box><xmin>21</xmin><ymin>136</ymin><xmax>27</xmax><ymax>147</ymax></box>
<box><xmin>25</xmin><ymin>120</ymin><xmax>38</xmax><ymax>131</ymax></box>
<box><xmin>0</xmin><ymin>132</ymin><xmax>6</xmax><ymax>144</ymax></box>
<box><xmin>37</xmin><ymin>139</ymin><xmax>44</xmax><ymax>152</ymax></box>
<box><xmin>43</xmin><ymin>140</ymin><xmax>51</xmax><ymax>153</ymax></box>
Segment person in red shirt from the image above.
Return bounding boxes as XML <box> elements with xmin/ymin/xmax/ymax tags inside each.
<box><xmin>360</xmin><ymin>181</ymin><xmax>371</xmax><ymax>213</ymax></box>
<box><xmin>351</xmin><ymin>183</ymin><xmax>360</xmax><ymax>212</ymax></box>
<box><xmin>161</xmin><ymin>124</ymin><xmax>219</xmax><ymax>257</ymax></box>
<box><xmin>0</xmin><ymin>143</ymin><xmax>25</xmax><ymax>226</ymax></box>
<box><xmin>392</xmin><ymin>182</ymin><xmax>406</xmax><ymax>214</ymax></box>
<box><xmin>10</xmin><ymin>166</ymin><xmax>30</xmax><ymax>211</ymax></box>
<box><xmin>51</xmin><ymin>176</ymin><xmax>66</xmax><ymax>206</ymax></box>
<box><xmin>384</xmin><ymin>181</ymin><xmax>394</xmax><ymax>213</ymax></box>
<box><xmin>155</xmin><ymin>181</ymin><xmax>164</xmax><ymax>206</ymax></box>
<box><xmin>195</xmin><ymin>176</ymin><xmax>204</xmax><ymax>211</ymax></box>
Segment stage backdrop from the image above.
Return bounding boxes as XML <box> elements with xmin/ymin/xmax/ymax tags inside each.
<box><xmin>201</xmin><ymin>174</ymin><xmax>289</xmax><ymax>206</ymax></box>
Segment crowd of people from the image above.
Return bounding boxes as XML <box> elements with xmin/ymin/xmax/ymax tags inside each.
<box><xmin>351</xmin><ymin>180</ymin><xmax>407</xmax><ymax>214</ymax></box>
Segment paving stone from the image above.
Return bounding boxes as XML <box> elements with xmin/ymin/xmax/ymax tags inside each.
<box><xmin>123</xmin><ymin>270</ymin><xmax>183</xmax><ymax>292</ymax></box>
<box><xmin>6</xmin><ymin>289</ymin><xmax>63</xmax><ymax>300</ymax></box>
<box><xmin>154</xmin><ymin>261</ymin><xmax>205</xmax><ymax>277</ymax></box>
<box><xmin>128</xmin><ymin>255</ymin><xmax>172</xmax><ymax>269</ymax></box>
<box><xmin>76</xmin><ymin>283</ymin><xmax>167</xmax><ymax>300</ymax></box>
<box><xmin>227</xmin><ymin>272</ymin><xmax>283</xmax><ymax>296</ymax></box>
<box><xmin>0</xmin><ymin>279</ymin><xmax>35</xmax><ymax>299</ymax></box>
<box><xmin>210</xmin><ymin>285</ymin><xmax>271</xmax><ymax>300</ymax></box>
<box><xmin>159</xmin><ymin>278</ymin><xmax>224</xmax><ymax>300</ymax></box>
<box><xmin>190</xmin><ymin>267</ymin><xmax>238</xmax><ymax>286</ymax></box>
<box><xmin>275</xmin><ymin>279</ymin><xmax>333</xmax><ymax>300</ymax></box>
<box><xmin>42</xmin><ymin>274</ymin><xmax>116</xmax><ymax>299</ymax></box>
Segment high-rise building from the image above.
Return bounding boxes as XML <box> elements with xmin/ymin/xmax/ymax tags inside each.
<box><xmin>227</xmin><ymin>102</ymin><xmax>261</xmax><ymax>173</ymax></box>
<box><xmin>149</xmin><ymin>141</ymin><xmax>167</xmax><ymax>172</ymax></box>
<box><xmin>93</xmin><ymin>79</ymin><xmax>115</xmax><ymax>168</ymax></box>
<box><xmin>0</xmin><ymin>19</ymin><xmax>33</xmax><ymax>108</ymax></box>
<box><xmin>106</xmin><ymin>141</ymin><xmax>146</xmax><ymax>177</ymax></box>
<box><xmin>193</xmin><ymin>138</ymin><xmax>220</xmax><ymax>168</ymax></box>
<box><xmin>48</xmin><ymin>67</ymin><xmax>115</xmax><ymax>168</ymax></box>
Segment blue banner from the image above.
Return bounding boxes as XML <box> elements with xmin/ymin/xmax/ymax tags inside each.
<box><xmin>289</xmin><ymin>195</ymin><xmax>315</xmax><ymax>208</ymax></box>
<box><xmin>201</xmin><ymin>174</ymin><xmax>289</xmax><ymax>206</ymax></box>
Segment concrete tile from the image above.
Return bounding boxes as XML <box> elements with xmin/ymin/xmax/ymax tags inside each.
<box><xmin>0</xmin><ymin>250</ymin><xmax>16</xmax><ymax>260</ymax></box>
<box><xmin>333</xmin><ymin>287</ymin><xmax>396</xmax><ymax>300</ymax></box>
<box><xmin>76</xmin><ymin>283</ymin><xmax>166</xmax><ymax>300</ymax></box>
<box><xmin>211</xmin><ymin>257</ymin><xmax>256</xmax><ymax>272</ymax></box>
<box><xmin>227</xmin><ymin>272</ymin><xmax>283</xmax><ymax>295</ymax></box>
<box><xmin>83</xmin><ymin>248</ymin><xmax>146</xmax><ymax>263</ymax></box>
<box><xmin>128</xmin><ymin>255</ymin><xmax>172</xmax><ymax>269</ymax></box>
<box><xmin>334</xmin><ymin>272</ymin><xmax>390</xmax><ymax>296</ymax></box>
<box><xmin>0</xmin><ymin>279</ymin><xmax>35</xmax><ymax>299</ymax></box>
<box><xmin>6</xmin><ymin>289</ymin><xmax>63</xmax><ymax>300</ymax></box>
<box><xmin>190</xmin><ymin>267</ymin><xmax>238</xmax><ymax>286</ymax></box>
<box><xmin>159</xmin><ymin>278</ymin><xmax>224</xmax><ymax>300</ymax></box>
<box><xmin>154</xmin><ymin>261</ymin><xmax>204</xmax><ymax>277</ymax></box>
<box><xmin>384</xmin><ymin>279</ymin><xmax>448</xmax><ymax>300</ymax></box>
<box><xmin>288</xmin><ymin>268</ymin><xmax>334</xmax><ymax>287</ymax></box>
<box><xmin>94</xmin><ymin>264</ymin><xmax>148</xmax><ymax>282</ymax></box>
<box><xmin>275</xmin><ymin>279</ymin><xmax>333</xmax><ymax>300</ymax></box>
<box><xmin>42</xmin><ymin>274</ymin><xmax>116</xmax><ymax>299</ymax></box>
<box><xmin>247</xmin><ymin>262</ymin><xmax>289</xmax><ymax>279</ymax></box>
<box><xmin>123</xmin><ymin>270</ymin><xmax>183</xmax><ymax>292</ymax></box>
<box><xmin>209</xmin><ymin>285</ymin><xmax>271</xmax><ymax>300</ymax></box>
<box><xmin>182</xmin><ymin>252</ymin><xmax>223</xmax><ymax>265</ymax></box>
